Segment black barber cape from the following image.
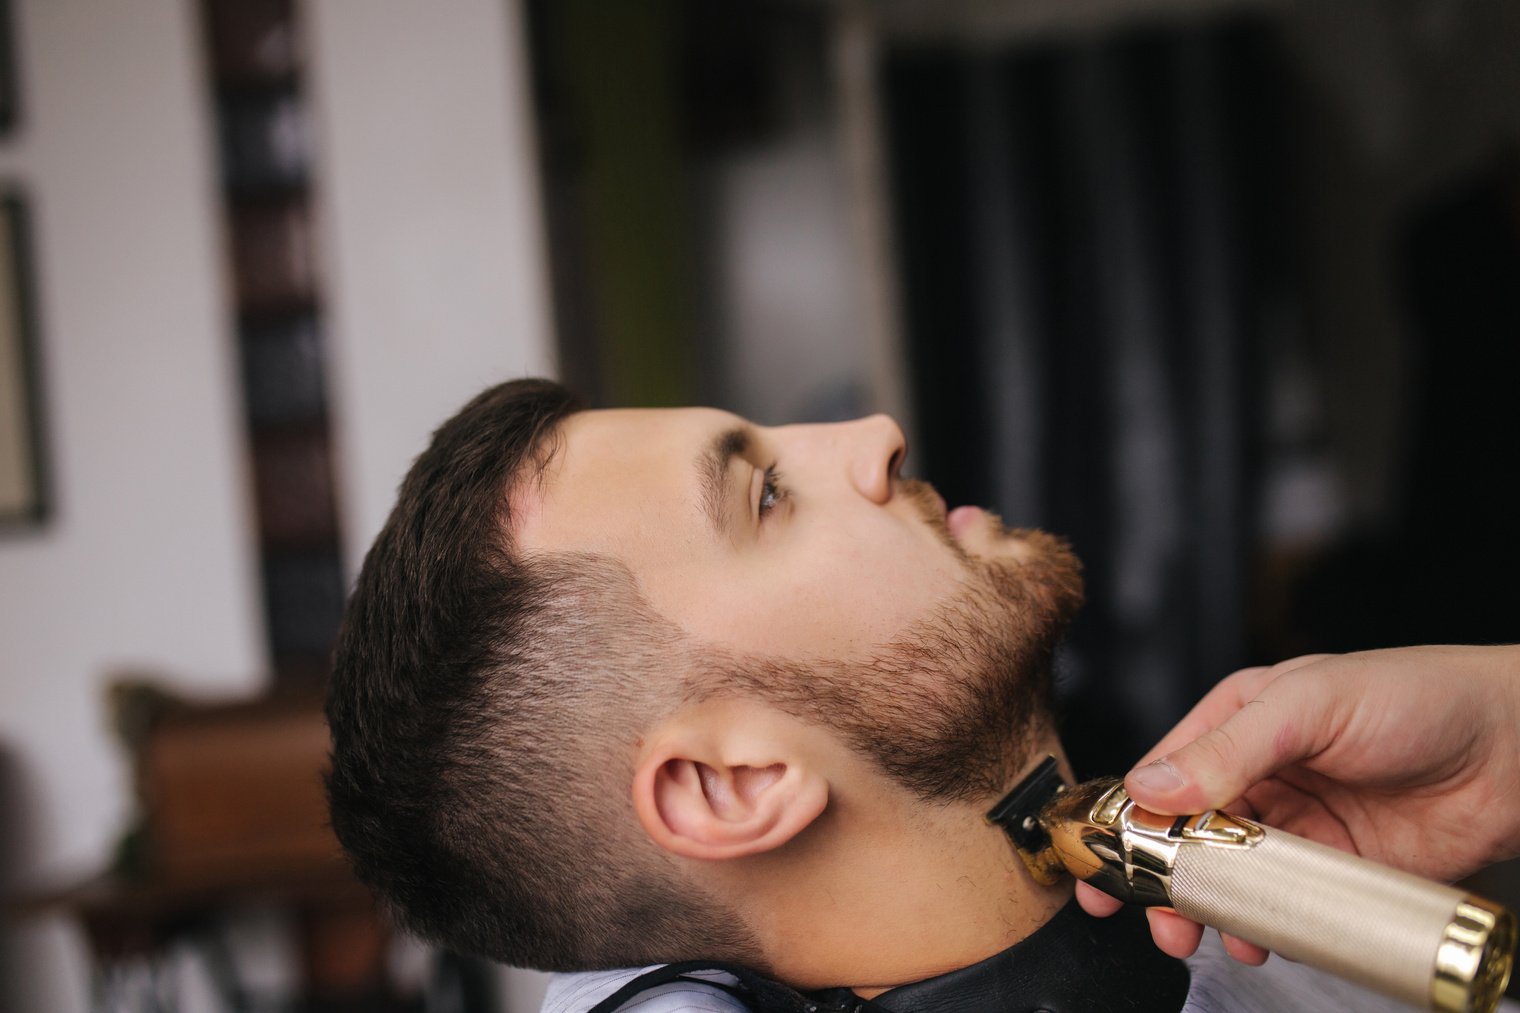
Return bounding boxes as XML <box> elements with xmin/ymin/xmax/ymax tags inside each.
<box><xmin>587</xmin><ymin>900</ymin><xmax>1190</xmax><ymax>1013</ymax></box>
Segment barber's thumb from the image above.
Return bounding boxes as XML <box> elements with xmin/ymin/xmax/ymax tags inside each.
<box><xmin>1125</xmin><ymin>728</ymin><xmax>1267</xmax><ymax>816</ymax></box>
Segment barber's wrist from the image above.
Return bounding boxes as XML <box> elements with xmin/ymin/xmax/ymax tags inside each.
<box><xmin>1502</xmin><ymin>642</ymin><xmax>1520</xmax><ymax>686</ymax></box>
<box><xmin>1489</xmin><ymin>645</ymin><xmax>1520</xmax><ymax>857</ymax></box>
<box><xmin>1492</xmin><ymin>644</ymin><xmax>1520</xmax><ymax>731</ymax></box>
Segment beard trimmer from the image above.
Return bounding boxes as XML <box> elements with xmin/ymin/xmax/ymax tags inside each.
<box><xmin>989</xmin><ymin>757</ymin><xmax>1517</xmax><ymax>1013</ymax></box>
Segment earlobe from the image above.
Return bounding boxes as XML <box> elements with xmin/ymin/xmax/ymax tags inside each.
<box><xmin>633</xmin><ymin>749</ymin><xmax>828</xmax><ymax>861</ymax></box>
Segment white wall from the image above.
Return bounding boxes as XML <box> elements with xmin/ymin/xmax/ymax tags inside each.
<box><xmin>307</xmin><ymin>0</ymin><xmax>556</xmax><ymax>568</ymax></box>
<box><xmin>0</xmin><ymin>0</ymin><xmax>558</xmax><ymax>1010</ymax></box>
<box><xmin>0</xmin><ymin>1</ymin><xmax>266</xmax><ymax>1010</ymax></box>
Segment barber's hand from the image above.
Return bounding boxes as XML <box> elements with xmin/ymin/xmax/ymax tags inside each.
<box><xmin>1075</xmin><ymin>645</ymin><xmax>1520</xmax><ymax>963</ymax></box>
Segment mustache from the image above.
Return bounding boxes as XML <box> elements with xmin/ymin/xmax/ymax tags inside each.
<box><xmin>897</xmin><ymin>477</ymin><xmax>946</xmax><ymax>527</ymax></box>
<box><xmin>897</xmin><ymin>477</ymin><xmax>968</xmax><ymax>559</ymax></box>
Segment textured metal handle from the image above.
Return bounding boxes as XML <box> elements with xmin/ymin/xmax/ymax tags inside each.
<box><xmin>1169</xmin><ymin>827</ymin><xmax>1511</xmax><ymax>1011</ymax></box>
<box><xmin>1034</xmin><ymin>778</ymin><xmax>1516</xmax><ymax>1012</ymax></box>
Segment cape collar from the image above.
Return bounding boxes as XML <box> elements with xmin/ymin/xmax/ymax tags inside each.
<box><xmin>812</xmin><ymin>900</ymin><xmax>1191</xmax><ymax>1013</ymax></box>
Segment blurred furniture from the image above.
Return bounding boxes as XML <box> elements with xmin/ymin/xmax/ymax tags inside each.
<box><xmin>25</xmin><ymin>688</ymin><xmax>407</xmax><ymax>1012</ymax></box>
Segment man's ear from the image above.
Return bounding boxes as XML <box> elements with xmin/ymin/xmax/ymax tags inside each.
<box><xmin>631</xmin><ymin>706</ymin><xmax>829</xmax><ymax>861</ymax></box>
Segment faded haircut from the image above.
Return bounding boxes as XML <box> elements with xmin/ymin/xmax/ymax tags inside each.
<box><xmin>325</xmin><ymin>379</ymin><xmax>761</xmax><ymax>971</ymax></box>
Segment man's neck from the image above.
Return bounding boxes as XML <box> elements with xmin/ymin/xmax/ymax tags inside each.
<box><xmin>733</xmin><ymin>779</ymin><xmax>1074</xmax><ymax>994</ymax></box>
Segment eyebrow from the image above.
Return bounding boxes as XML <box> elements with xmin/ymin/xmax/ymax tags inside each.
<box><xmin>697</xmin><ymin>424</ymin><xmax>753</xmax><ymax>537</ymax></box>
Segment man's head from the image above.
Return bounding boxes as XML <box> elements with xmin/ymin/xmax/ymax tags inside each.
<box><xmin>326</xmin><ymin>379</ymin><xmax>1083</xmax><ymax>974</ymax></box>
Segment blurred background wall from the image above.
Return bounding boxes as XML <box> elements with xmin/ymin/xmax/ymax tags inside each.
<box><xmin>0</xmin><ymin>0</ymin><xmax>1517</xmax><ymax>1010</ymax></box>
<box><xmin>0</xmin><ymin>0</ymin><xmax>551</xmax><ymax>1009</ymax></box>
<box><xmin>0</xmin><ymin>2</ymin><xmax>267</xmax><ymax>1008</ymax></box>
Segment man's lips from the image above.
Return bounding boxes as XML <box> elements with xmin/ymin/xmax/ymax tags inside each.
<box><xmin>947</xmin><ymin>505</ymin><xmax>984</xmax><ymax>540</ymax></box>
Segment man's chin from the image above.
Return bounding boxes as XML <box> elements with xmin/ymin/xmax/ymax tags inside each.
<box><xmin>970</xmin><ymin>523</ymin><xmax>1083</xmax><ymax>580</ymax></box>
<box><xmin>938</xmin><ymin>496</ymin><xmax>1080</xmax><ymax>580</ymax></box>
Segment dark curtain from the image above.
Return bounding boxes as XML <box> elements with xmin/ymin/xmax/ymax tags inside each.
<box><xmin>884</xmin><ymin>20</ymin><xmax>1285</xmax><ymax>777</ymax></box>
<box><xmin>1287</xmin><ymin>165</ymin><xmax>1520</xmax><ymax>655</ymax></box>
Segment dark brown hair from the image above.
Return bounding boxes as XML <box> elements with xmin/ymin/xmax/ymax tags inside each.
<box><xmin>325</xmin><ymin>379</ymin><xmax>758</xmax><ymax>971</ymax></box>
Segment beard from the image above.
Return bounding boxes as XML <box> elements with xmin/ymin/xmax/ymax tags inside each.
<box><xmin>693</xmin><ymin>484</ymin><xmax>1085</xmax><ymax>805</ymax></box>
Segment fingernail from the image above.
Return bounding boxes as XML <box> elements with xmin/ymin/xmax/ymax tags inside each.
<box><xmin>1129</xmin><ymin>759</ymin><xmax>1183</xmax><ymax>794</ymax></box>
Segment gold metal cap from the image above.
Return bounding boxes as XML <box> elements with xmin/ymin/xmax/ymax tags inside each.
<box><xmin>1430</xmin><ymin>896</ymin><xmax>1517</xmax><ymax>1013</ymax></box>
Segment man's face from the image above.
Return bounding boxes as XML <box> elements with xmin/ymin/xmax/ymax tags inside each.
<box><xmin>516</xmin><ymin>408</ymin><xmax>1082</xmax><ymax>800</ymax></box>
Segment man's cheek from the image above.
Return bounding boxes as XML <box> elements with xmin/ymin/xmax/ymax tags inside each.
<box><xmin>665</xmin><ymin>573</ymin><xmax>914</xmax><ymax>658</ymax></box>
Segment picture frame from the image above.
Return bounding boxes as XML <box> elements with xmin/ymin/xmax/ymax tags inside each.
<box><xmin>0</xmin><ymin>192</ymin><xmax>48</xmax><ymax>528</ymax></box>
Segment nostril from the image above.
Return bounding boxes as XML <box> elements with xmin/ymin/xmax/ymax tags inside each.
<box><xmin>888</xmin><ymin>446</ymin><xmax>905</xmax><ymax>480</ymax></box>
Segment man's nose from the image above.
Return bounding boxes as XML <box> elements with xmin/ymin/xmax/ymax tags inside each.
<box><xmin>847</xmin><ymin>414</ymin><xmax>908</xmax><ymax>504</ymax></box>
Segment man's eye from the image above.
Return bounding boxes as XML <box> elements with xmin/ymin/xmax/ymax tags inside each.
<box><xmin>759</xmin><ymin>464</ymin><xmax>788</xmax><ymax>518</ymax></box>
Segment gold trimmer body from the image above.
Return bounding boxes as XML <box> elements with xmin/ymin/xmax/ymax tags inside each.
<box><xmin>989</xmin><ymin>759</ymin><xmax>1517</xmax><ymax>1013</ymax></box>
